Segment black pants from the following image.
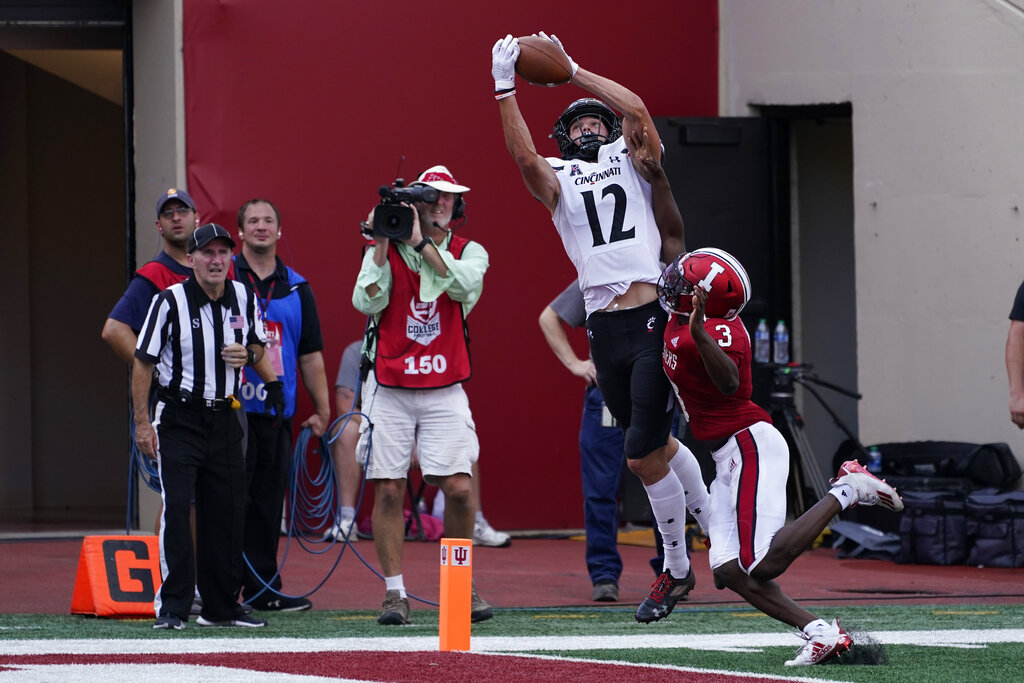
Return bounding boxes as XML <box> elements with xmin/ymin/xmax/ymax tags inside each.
<box><xmin>241</xmin><ymin>413</ymin><xmax>293</xmax><ymax>600</ymax></box>
<box><xmin>586</xmin><ymin>299</ymin><xmax>674</xmax><ymax>460</ymax></box>
<box><xmin>154</xmin><ymin>401</ymin><xmax>246</xmax><ymax>621</ymax></box>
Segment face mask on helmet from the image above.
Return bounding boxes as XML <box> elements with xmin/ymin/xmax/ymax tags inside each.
<box><xmin>551</xmin><ymin>98</ymin><xmax>623</xmax><ymax>162</ymax></box>
<box><xmin>657</xmin><ymin>248</ymin><xmax>751</xmax><ymax>320</ymax></box>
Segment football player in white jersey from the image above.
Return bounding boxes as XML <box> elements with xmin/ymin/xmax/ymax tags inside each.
<box><xmin>492</xmin><ymin>32</ymin><xmax>709</xmax><ymax>623</ymax></box>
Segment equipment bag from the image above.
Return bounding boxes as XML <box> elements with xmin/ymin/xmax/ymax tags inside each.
<box><xmin>897</xmin><ymin>490</ymin><xmax>967</xmax><ymax>565</ymax></box>
<box><xmin>863</xmin><ymin>440</ymin><xmax>1021</xmax><ymax>489</ymax></box>
<box><xmin>965</xmin><ymin>490</ymin><xmax>1024</xmax><ymax>568</ymax></box>
<box><xmin>949</xmin><ymin>443</ymin><xmax>1022</xmax><ymax>490</ymax></box>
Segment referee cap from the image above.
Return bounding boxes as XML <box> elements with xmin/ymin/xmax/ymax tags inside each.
<box><xmin>156</xmin><ymin>187</ymin><xmax>196</xmax><ymax>217</ymax></box>
<box><xmin>189</xmin><ymin>223</ymin><xmax>236</xmax><ymax>253</ymax></box>
<box><xmin>410</xmin><ymin>165</ymin><xmax>470</xmax><ymax>193</ymax></box>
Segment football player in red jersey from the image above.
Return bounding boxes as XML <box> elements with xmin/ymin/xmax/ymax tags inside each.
<box><xmin>659</xmin><ymin>248</ymin><xmax>905</xmax><ymax>666</ymax></box>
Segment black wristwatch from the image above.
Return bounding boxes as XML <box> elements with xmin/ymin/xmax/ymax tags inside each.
<box><xmin>413</xmin><ymin>237</ymin><xmax>431</xmax><ymax>253</ymax></box>
<box><xmin>246</xmin><ymin>348</ymin><xmax>256</xmax><ymax>366</ymax></box>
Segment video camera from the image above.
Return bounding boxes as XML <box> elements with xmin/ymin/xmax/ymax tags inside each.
<box><xmin>372</xmin><ymin>179</ymin><xmax>439</xmax><ymax>241</ymax></box>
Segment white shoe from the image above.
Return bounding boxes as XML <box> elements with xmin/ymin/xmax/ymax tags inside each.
<box><xmin>785</xmin><ymin>618</ymin><xmax>852</xmax><ymax>666</ymax></box>
<box><xmin>473</xmin><ymin>519</ymin><xmax>511</xmax><ymax>547</ymax></box>
<box><xmin>831</xmin><ymin>460</ymin><xmax>904</xmax><ymax>512</ymax></box>
<box><xmin>323</xmin><ymin>517</ymin><xmax>358</xmax><ymax>542</ymax></box>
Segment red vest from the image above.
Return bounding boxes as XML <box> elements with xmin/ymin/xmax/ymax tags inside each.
<box><xmin>374</xmin><ymin>236</ymin><xmax>472</xmax><ymax>389</ymax></box>
<box><xmin>136</xmin><ymin>260</ymin><xmax>188</xmax><ymax>290</ymax></box>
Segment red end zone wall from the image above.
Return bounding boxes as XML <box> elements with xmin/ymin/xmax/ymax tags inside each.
<box><xmin>182</xmin><ymin>0</ymin><xmax>718</xmax><ymax>530</ymax></box>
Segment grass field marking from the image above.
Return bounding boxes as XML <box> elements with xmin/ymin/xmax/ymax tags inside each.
<box><xmin>872</xmin><ymin>628</ymin><xmax>1024</xmax><ymax>647</ymax></box>
<box><xmin>931</xmin><ymin>610</ymin><xmax>1000</xmax><ymax>616</ymax></box>
<box><xmin>3</xmin><ymin>629</ymin><xmax>1023</xmax><ymax>656</ymax></box>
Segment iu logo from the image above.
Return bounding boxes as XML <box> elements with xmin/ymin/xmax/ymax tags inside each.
<box><xmin>453</xmin><ymin>545</ymin><xmax>470</xmax><ymax>566</ymax></box>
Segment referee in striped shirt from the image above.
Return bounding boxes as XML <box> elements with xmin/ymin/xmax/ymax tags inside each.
<box><xmin>133</xmin><ymin>223</ymin><xmax>271</xmax><ymax>630</ymax></box>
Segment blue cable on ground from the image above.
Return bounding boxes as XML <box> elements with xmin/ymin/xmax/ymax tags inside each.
<box><xmin>125</xmin><ymin>363</ymin><xmax>440</xmax><ymax>608</ymax></box>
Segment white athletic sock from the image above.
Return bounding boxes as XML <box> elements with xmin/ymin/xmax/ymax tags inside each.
<box><xmin>828</xmin><ymin>483</ymin><xmax>855</xmax><ymax>510</ymax></box>
<box><xmin>384</xmin><ymin>575</ymin><xmax>406</xmax><ymax>598</ymax></box>
<box><xmin>802</xmin><ymin>618</ymin><xmax>830</xmax><ymax>636</ymax></box>
<box><xmin>668</xmin><ymin>442</ymin><xmax>711</xmax><ymax>533</ymax></box>
<box><xmin>644</xmin><ymin>472</ymin><xmax>690</xmax><ymax>577</ymax></box>
<box><xmin>340</xmin><ymin>506</ymin><xmax>356</xmax><ymax>522</ymax></box>
<box><xmin>475</xmin><ymin>510</ymin><xmax>486</xmax><ymax>524</ymax></box>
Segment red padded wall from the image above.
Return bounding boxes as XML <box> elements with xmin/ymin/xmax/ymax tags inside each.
<box><xmin>182</xmin><ymin>0</ymin><xmax>718</xmax><ymax>529</ymax></box>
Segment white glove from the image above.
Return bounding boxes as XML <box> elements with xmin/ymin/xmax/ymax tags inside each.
<box><xmin>491</xmin><ymin>34</ymin><xmax>520</xmax><ymax>91</ymax></box>
<box><xmin>539</xmin><ymin>31</ymin><xmax>579</xmax><ymax>79</ymax></box>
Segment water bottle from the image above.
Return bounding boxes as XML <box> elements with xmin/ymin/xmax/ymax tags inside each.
<box><xmin>754</xmin><ymin>319</ymin><xmax>770</xmax><ymax>364</ymax></box>
<box><xmin>866</xmin><ymin>446</ymin><xmax>883</xmax><ymax>474</ymax></box>
<box><xmin>773</xmin><ymin>320</ymin><xmax>790</xmax><ymax>365</ymax></box>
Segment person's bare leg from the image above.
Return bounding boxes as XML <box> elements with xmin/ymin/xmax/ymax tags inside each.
<box><xmin>752</xmin><ymin>496</ymin><xmax>841</xmax><ymax>580</ymax></box>
<box><xmin>439</xmin><ymin>473</ymin><xmax>474</xmax><ymax>539</ymax></box>
<box><xmin>715</xmin><ymin>560</ymin><xmax>817</xmax><ymax>629</ymax></box>
<box><xmin>372</xmin><ymin>478</ymin><xmax>407</xmax><ymax>576</ymax></box>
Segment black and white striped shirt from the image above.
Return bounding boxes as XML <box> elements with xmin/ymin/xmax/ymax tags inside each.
<box><xmin>135</xmin><ymin>277</ymin><xmax>266</xmax><ymax>400</ymax></box>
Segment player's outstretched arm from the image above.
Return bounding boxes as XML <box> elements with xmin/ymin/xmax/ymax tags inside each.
<box><xmin>493</xmin><ymin>34</ymin><xmax>559</xmax><ymax>212</ymax></box>
<box><xmin>572</xmin><ymin>67</ymin><xmax>661</xmax><ymax>159</ymax></box>
<box><xmin>689</xmin><ymin>287</ymin><xmax>739</xmax><ymax>395</ymax></box>
<box><xmin>534</xmin><ymin>32</ymin><xmax>662</xmax><ymax>178</ymax></box>
<box><xmin>628</xmin><ymin>126</ymin><xmax>684</xmax><ymax>262</ymax></box>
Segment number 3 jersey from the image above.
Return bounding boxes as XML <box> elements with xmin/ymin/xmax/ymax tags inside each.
<box><xmin>374</xmin><ymin>235</ymin><xmax>472</xmax><ymax>389</ymax></box>
<box><xmin>662</xmin><ymin>315</ymin><xmax>771</xmax><ymax>441</ymax></box>
<box><xmin>547</xmin><ymin>141</ymin><xmax>663</xmax><ymax>316</ymax></box>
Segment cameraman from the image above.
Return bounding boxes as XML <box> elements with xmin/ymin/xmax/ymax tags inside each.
<box><xmin>352</xmin><ymin>165</ymin><xmax>492</xmax><ymax>626</ymax></box>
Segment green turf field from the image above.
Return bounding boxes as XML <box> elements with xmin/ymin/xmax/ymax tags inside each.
<box><xmin>3</xmin><ymin>603</ymin><xmax>1023</xmax><ymax>682</ymax></box>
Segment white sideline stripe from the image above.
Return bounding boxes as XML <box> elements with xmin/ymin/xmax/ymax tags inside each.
<box><xmin>0</xmin><ymin>664</ymin><xmax>359</xmax><ymax>682</ymax></box>
<box><xmin>501</xmin><ymin>652</ymin><xmax>854</xmax><ymax>683</ymax></box>
<box><xmin>1</xmin><ymin>629</ymin><xmax>1023</xmax><ymax>656</ymax></box>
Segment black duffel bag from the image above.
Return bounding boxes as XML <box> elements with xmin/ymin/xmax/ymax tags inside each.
<box><xmin>965</xmin><ymin>490</ymin><xmax>1024</xmax><ymax>568</ymax></box>
<box><xmin>897</xmin><ymin>489</ymin><xmax>967</xmax><ymax>565</ymax></box>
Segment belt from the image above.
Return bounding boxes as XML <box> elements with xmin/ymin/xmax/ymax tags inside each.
<box><xmin>158</xmin><ymin>386</ymin><xmax>234</xmax><ymax>412</ymax></box>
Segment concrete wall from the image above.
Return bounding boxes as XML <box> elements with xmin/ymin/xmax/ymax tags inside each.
<box><xmin>720</xmin><ymin>0</ymin><xmax>1024</xmax><ymax>464</ymax></box>
<box><xmin>131</xmin><ymin>0</ymin><xmax>187</xmax><ymax>530</ymax></box>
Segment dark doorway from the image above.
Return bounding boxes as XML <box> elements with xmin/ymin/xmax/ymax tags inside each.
<box><xmin>0</xmin><ymin>1</ymin><xmax>132</xmax><ymax>534</ymax></box>
<box><xmin>654</xmin><ymin>108</ymin><xmax>856</xmax><ymax>512</ymax></box>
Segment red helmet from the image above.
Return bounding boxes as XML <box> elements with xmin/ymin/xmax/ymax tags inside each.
<box><xmin>657</xmin><ymin>248</ymin><xmax>751</xmax><ymax>319</ymax></box>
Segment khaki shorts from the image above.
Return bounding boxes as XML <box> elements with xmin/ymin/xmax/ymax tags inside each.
<box><xmin>356</xmin><ymin>371</ymin><xmax>479</xmax><ymax>483</ymax></box>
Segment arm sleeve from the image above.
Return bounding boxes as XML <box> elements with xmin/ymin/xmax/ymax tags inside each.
<box><xmin>1011</xmin><ymin>281</ymin><xmax>1024</xmax><ymax>321</ymax></box>
<box><xmin>335</xmin><ymin>340</ymin><xmax>364</xmax><ymax>390</ymax></box>
<box><xmin>548</xmin><ymin>279</ymin><xmax>587</xmax><ymax>328</ymax></box>
<box><xmin>134</xmin><ymin>292</ymin><xmax>171</xmax><ymax>363</ymax></box>
<box><xmin>109</xmin><ymin>277</ymin><xmax>160</xmax><ymax>333</ymax></box>
<box><xmin>353</xmin><ymin>247</ymin><xmax>392</xmax><ymax>315</ymax></box>
<box><xmin>243</xmin><ymin>283</ymin><xmax>268</xmax><ymax>346</ymax></box>
<box><xmin>420</xmin><ymin>240</ymin><xmax>489</xmax><ymax>314</ymax></box>
<box><xmin>296</xmin><ymin>283</ymin><xmax>325</xmax><ymax>356</ymax></box>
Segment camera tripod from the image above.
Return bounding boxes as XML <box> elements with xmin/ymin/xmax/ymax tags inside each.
<box><xmin>767</xmin><ymin>364</ymin><xmax>868</xmax><ymax>515</ymax></box>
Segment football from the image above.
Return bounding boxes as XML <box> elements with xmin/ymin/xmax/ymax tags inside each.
<box><xmin>515</xmin><ymin>35</ymin><xmax>573</xmax><ymax>86</ymax></box>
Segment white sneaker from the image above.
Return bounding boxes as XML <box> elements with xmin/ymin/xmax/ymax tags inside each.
<box><xmin>322</xmin><ymin>516</ymin><xmax>358</xmax><ymax>542</ymax></box>
<box><xmin>785</xmin><ymin>618</ymin><xmax>852</xmax><ymax>666</ymax></box>
<box><xmin>831</xmin><ymin>460</ymin><xmax>904</xmax><ymax>512</ymax></box>
<box><xmin>473</xmin><ymin>519</ymin><xmax>511</xmax><ymax>547</ymax></box>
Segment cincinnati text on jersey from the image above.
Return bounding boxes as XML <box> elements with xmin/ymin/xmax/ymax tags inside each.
<box><xmin>572</xmin><ymin>166</ymin><xmax>622</xmax><ymax>186</ymax></box>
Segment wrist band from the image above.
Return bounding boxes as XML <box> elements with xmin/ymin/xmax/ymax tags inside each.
<box><xmin>246</xmin><ymin>348</ymin><xmax>256</xmax><ymax>366</ymax></box>
<box><xmin>494</xmin><ymin>87</ymin><xmax>516</xmax><ymax>101</ymax></box>
<box><xmin>413</xmin><ymin>237</ymin><xmax>431</xmax><ymax>253</ymax></box>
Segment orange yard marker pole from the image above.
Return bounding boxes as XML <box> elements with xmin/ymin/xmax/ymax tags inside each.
<box><xmin>439</xmin><ymin>537</ymin><xmax>473</xmax><ymax>651</ymax></box>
